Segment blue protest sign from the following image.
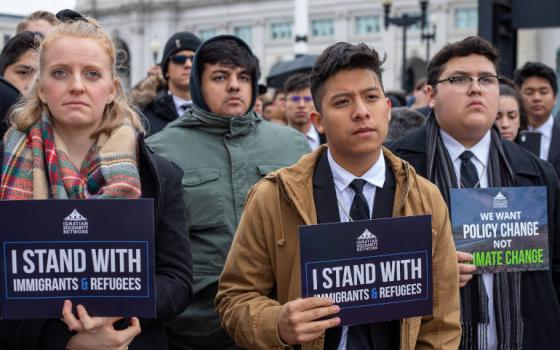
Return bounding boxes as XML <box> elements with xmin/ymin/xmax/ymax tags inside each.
<box><xmin>450</xmin><ymin>186</ymin><xmax>548</xmax><ymax>273</ymax></box>
<box><xmin>0</xmin><ymin>199</ymin><xmax>155</xmax><ymax>319</ymax></box>
<box><xmin>299</xmin><ymin>215</ymin><xmax>432</xmax><ymax>326</ymax></box>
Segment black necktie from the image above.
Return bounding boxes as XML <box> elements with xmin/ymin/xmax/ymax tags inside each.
<box><xmin>349</xmin><ymin>179</ymin><xmax>370</xmax><ymax>220</ymax></box>
<box><xmin>347</xmin><ymin>179</ymin><xmax>373</xmax><ymax>349</ymax></box>
<box><xmin>459</xmin><ymin>150</ymin><xmax>479</xmax><ymax>188</ymax></box>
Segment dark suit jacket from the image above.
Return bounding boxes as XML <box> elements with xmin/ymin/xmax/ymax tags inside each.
<box><xmin>388</xmin><ymin>125</ymin><xmax>560</xmax><ymax>349</ymax></box>
<box><xmin>311</xmin><ymin>150</ymin><xmax>399</xmax><ymax>350</ymax></box>
<box><xmin>141</xmin><ymin>91</ymin><xmax>180</xmax><ymax>137</ymax></box>
<box><xmin>548</xmin><ymin>116</ymin><xmax>560</xmax><ymax>177</ymax></box>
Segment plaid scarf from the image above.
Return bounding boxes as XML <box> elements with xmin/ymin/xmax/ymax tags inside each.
<box><xmin>424</xmin><ymin>113</ymin><xmax>522</xmax><ymax>350</ymax></box>
<box><xmin>0</xmin><ymin>114</ymin><xmax>141</xmax><ymax>200</ymax></box>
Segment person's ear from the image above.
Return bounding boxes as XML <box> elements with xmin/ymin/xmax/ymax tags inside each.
<box><xmin>426</xmin><ymin>84</ymin><xmax>436</xmax><ymax>108</ymax></box>
<box><xmin>108</xmin><ymin>79</ymin><xmax>118</xmax><ymax>104</ymax></box>
<box><xmin>311</xmin><ymin>110</ymin><xmax>325</xmax><ymax>134</ymax></box>
<box><xmin>37</xmin><ymin>82</ymin><xmax>47</xmax><ymax>104</ymax></box>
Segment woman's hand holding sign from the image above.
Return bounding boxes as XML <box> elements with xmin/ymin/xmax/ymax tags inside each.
<box><xmin>277</xmin><ymin>297</ymin><xmax>340</xmax><ymax>344</ymax></box>
<box><xmin>62</xmin><ymin>300</ymin><xmax>141</xmax><ymax>350</ymax></box>
<box><xmin>457</xmin><ymin>251</ymin><xmax>477</xmax><ymax>287</ymax></box>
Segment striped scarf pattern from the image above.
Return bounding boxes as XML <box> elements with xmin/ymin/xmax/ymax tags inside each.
<box><xmin>0</xmin><ymin>115</ymin><xmax>141</xmax><ymax>200</ymax></box>
<box><xmin>424</xmin><ymin>113</ymin><xmax>523</xmax><ymax>350</ymax></box>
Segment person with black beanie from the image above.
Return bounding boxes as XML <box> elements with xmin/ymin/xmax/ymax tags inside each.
<box><xmin>141</xmin><ymin>31</ymin><xmax>201</xmax><ymax>136</ymax></box>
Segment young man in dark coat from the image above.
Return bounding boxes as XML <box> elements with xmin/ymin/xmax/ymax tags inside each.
<box><xmin>514</xmin><ymin>62</ymin><xmax>560</xmax><ymax>176</ymax></box>
<box><xmin>389</xmin><ymin>36</ymin><xmax>560</xmax><ymax>350</ymax></box>
<box><xmin>141</xmin><ymin>32</ymin><xmax>201</xmax><ymax>136</ymax></box>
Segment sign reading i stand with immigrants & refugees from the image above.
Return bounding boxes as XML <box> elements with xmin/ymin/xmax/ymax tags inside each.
<box><xmin>299</xmin><ymin>215</ymin><xmax>433</xmax><ymax>326</ymax></box>
<box><xmin>0</xmin><ymin>199</ymin><xmax>155</xmax><ymax>319</ymax></box>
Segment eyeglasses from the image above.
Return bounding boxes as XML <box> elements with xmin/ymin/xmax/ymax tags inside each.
<box><xmin>434</xmin><ymin>75</ymin><xmax>502</xmax><ymax>92</ymax></box>
<box><xmin>289</xmin><ymin>95</ymin><xmax>313</xmax><ymax>103</ymax></box>
<box><xmin>171</xmin><ymin>54</ymin><xmax>194</xmax><ymax>65</ymax></box>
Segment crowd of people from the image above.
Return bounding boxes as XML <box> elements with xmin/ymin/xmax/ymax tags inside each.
<box><xmin>0</xmin><ymin>7</ymin><xmax>559</xmax><ymax>350</ymax></box>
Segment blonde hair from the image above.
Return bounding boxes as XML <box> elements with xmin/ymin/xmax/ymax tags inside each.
<box><xmin>10</xmin><ymin>17</ymin><xmax>145</xmax><ymax>135</ymax></box>
<box><xmin>16</xmin><ymin>11</ymin><xmax>59</xmax><ymax>34</ymax></box>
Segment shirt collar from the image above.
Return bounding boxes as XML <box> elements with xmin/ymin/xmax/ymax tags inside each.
<box><xmin>306</xmin><ymin>125</ymin><xmax>320</xmax><ymax>143</ymax></box>
<box><xmin>171</xmin><ymin>93</ymin><xmax>191</xmax><ymax>111</ymax></box>
<box><xmin>529</xmin><ymin>114</ymin><xmax>554</xmax><ymax>138</ymax></box>
<box><xmin>327</xmin><ymin>149</ymin><xmax>386</xmax><ymax>193</ymax></box>
<box><xmin>440</xmin><ymin>128</ymin><xmax>491</xmax><ymax>167</ymax></box>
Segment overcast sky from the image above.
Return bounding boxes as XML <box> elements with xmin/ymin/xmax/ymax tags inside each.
<box><xmin>3</xmin><ymin>0</ymin><xmax>76</xmax><ymax>16</ymax></box>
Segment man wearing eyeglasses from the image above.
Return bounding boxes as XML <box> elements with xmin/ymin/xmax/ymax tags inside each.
<box><xmin>389</xmin><ymin>36</ymin><xmax>560</xmax><ymax>349</ymax></box>
<box><xmin>142</xmin><ymin>32</ymin><xmax>201</xmax><ymax>136</ymax></box>
<box><xmin>283</xmin><ymin>73</ymin><xmax>326</xmax><ymax>150</ymax></box>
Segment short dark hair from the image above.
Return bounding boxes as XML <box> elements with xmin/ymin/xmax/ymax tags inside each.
<box><xmin>387</xmin><ymin>107</ymin><xmax>426</xmax><ymax>141</ymax></box>
<box><xmin>310</xmin><ymin>42</ymin><xmax>385</xmax><ymax>112</ymax></box>
<box><xmin>427</xmin><ymin>36</ymin><xmax>499</xmax><ymax>86</ymax></box>
<box><xmin>196</xmin><ymin>38</ymin><xmax>259</xmax><ymax>81</ymax></box>
<box><xmin>513</xmin><ymin>62</ymin><xmax>558</xmax><ymax>96</ymax></box>
<box><xmin>499</xmin><ymin>78</ymin><xmax>528</xmax><ymax>131</ymax></box>
<box><xmin>0</xmin><ymin>31</ymin><xmax>43</xmax><ymax>76</ymax></box>
<box><xmin>283</xmin><ymin>73</ymin><xmax>310</xmax><ymax>95</ymax></box>
<box><xmin>272</xmin><ymin>89</ymin><xmax>284</xmax><ymax>102</ymax></box>
<box><xmin>414</xmin><ymin>77</ymin><xmax>427</xmax><ymax>91</ymax></box>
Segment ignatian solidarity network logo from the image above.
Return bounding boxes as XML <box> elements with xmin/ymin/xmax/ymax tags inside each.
<box><xmin>493</xmin><ymin>192</ymin><xmax>508</xmax><ymax>209</ymax></box>
<box><xmin>356</xmin><ymin>228</ymin><xmax>378</xmax><ymax>252</ymax></box>
<box><xmin>63</xmin><ymin>209</ymin><xmax>88</xmax><ymax>234</ymax></box>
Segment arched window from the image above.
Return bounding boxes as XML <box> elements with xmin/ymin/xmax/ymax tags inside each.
<box><xmin>113</xmin><ymin>35</ymin><xmax>131</xmax><ymax>90</ymax></box>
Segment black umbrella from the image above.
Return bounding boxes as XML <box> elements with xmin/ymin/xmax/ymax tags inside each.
<box><xmin>266</xmin><ymin>54</ymin><xmax>318</xmax><ymax>90</ymax></box>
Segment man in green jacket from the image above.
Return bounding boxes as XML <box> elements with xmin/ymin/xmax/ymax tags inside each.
<box><xmin>147</xmin><ymin>35</ymin><xmax>310</xmax><ymax>350</ymax></box>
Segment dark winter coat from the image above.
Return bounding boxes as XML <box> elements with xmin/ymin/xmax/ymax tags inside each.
<box><xmin>0</xmin><ymin>135</ymin><xmax>193</xmax><ymax>350</ymax></box>
<box><xmin>388</xmin><ymin>125</ymin><xmax>560</xmax><ymax>349</ymax></box>
<box><xmin>141</xmin><ymin>91</ymin><xmax>180</xmax><ymax>137</ymax></box>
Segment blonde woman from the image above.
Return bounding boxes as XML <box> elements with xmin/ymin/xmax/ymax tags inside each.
<box><xmin>0</xmin><ymin>10</ymin><xmax>192</xmax><ymax>350</ymax></box>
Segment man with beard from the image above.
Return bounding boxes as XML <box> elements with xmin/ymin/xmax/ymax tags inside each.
<box><xmin>148</xmin><ymin>35</ymin><xmax>310</xmax><ymax>350</ymax></box>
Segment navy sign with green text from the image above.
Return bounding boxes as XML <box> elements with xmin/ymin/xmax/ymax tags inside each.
<box><xmin>450</xmin><ymin>186</ymin><xmax>548</xmax><ymax>273</ymax></box>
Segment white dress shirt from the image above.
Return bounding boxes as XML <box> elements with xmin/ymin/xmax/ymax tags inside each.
<box><xmin>171</xmin><ymin>93</ymin><xmax>192</xmax><ymax>117</ymax></box>
<box><xmin>327</xmin><ymin>149</ymin><xmax>386</xmax><ymax>350</ymax></box>
<box><xmin>440</xmin><ymin>129</ymin><xmax>497</xmax><ymax>350</ymax></box>
<box><xmin>528</xmin><ymin>114</ymin><xmax>554</xmax><ymax>161</ymax></box>
<box><xmin>306</xmin><ymin>125</ymin><xmax>321</xmax><ymax>151</ymax></box>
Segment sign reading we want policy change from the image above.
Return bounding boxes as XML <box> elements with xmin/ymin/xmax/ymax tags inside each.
<box><xmin>450</xmin><ymin>187</ymin><xmax>548</xmax><ymax>273</ymax></box>
<box><xmin>0</xmin><ymin>199</ymin><xmax>155</xmax><ymax>319</ymax></box>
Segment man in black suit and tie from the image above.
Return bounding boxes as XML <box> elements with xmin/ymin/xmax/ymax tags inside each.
<box><xmin>216</xmin><ymin>42</ymin><xmax>461</xmax><ymax>350</ymax></box>
<box><xmin>515</xmin><ymin>62</ymin><xmax>560</xmax><ymax>176</ymax></box>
